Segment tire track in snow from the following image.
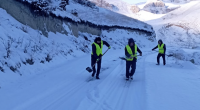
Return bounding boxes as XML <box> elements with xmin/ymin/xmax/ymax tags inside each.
<box><xmin>12</xmin><ymin>54</ymin><xmax>122</xmax><ymax>110</ymax></box>
<box><xmin>75</xmin><ymin>51</ymin><xmax>151</xmax><ymax>110</ymax></box>
<box><xmin>75</xmin><ymin>63</ymin><xmax>124</xmax><ymax>110</ymax></box>
<box><xmin>12</xmin><ymin>69</ymin><xmax>87</xmax><ymax>110</ymax></box>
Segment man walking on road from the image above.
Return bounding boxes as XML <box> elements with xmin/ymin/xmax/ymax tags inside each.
<box><xmin>91</xmin><ymin>37</ymin><xmax>111</xmax><ymax>79</ymax></box>
<box><xmin>152</xmin><ymin>39</ymin><xmax>166</xmax><ymax>65</ymax></box>
<box><xmin>125</xmin><ymin>38</ymin><xmax>142</xmax><ymax>80</ymax></box>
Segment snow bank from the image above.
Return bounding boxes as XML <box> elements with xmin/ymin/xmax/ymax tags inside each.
<box><xmin>167</xmin><ymin>48</ymin><xmax>200</xmax><ymax>65</ymax></box>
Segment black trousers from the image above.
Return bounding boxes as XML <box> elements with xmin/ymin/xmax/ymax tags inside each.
<box><xmin>91</xmin><ymin>55</ymin><xmax>102</xmax><ymax>77</ymax></box>
<box><xmin>157</xmin><ymin>53</ymin><xmax>166</xmax><ymax>65</ymax></box>
<box><xmin>126</xmin><ymin>59</ymin><xmax>136</xmax><ymax>78</ymax></box>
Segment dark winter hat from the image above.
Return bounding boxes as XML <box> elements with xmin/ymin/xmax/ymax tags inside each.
<box><xmin>128</xmin><ymin>38</ymin><xmax>135</xmax><ymax>44</ymax></box>
<box><xmin>158</xmin><ymin>39</ymin><xmax>163</xmax><ymax>44</ymax></box>
<box><xmin>96</xmin><ymin>37</ymin><xmax>101</xmax><ymax>41</ymax></box>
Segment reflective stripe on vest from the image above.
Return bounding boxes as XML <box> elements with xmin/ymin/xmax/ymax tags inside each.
<box><xmin>125</xmin><ymin>44</ymin><xmax>137</xmax><ymax>61</ymax></box>
<box><xmin>158</xmin><ymin>44</ymin><xmax>164</xmax><ymax>54</ymax></box>
<box><xmin>91</xmin><ymin>40</ymin><xmax>103</xmax><ymax>56</ymax></box>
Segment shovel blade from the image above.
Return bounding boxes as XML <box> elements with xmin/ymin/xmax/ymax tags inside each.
<box><xmin>167</xmin><ymin>54</ymin><xmax>173</xmax><ymax>57</ymax></box>
<box><xmin>86</xmin><ymin>67</ymin><xmax>93</xmax><ymax>73</ymax></box>
<box><xmin>119</xmin><ymin>57</ymin><xmax>126</xmax><ymax>61</ymax></box>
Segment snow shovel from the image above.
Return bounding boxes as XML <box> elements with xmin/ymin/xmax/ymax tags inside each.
<box><xmin>119</xmin><ymin>55</ymin><xmax>141</xmax><ymax>61</ymax></box>
<box><xmin>153</xmin><ymin>50</ymin><xmax>173</xmax><ymax>57</ymax></box>
<box><xmin>166</xmin><ymin>54</ymin><xmax>173</xmax><ymax>57</ymax></box>
<box><xmin>86</xmin><ymin>48</ymin><xmax>110</xmax><ymax>73</ymax></box>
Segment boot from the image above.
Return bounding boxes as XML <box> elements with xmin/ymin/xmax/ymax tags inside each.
<box><xmin>92</xmin><ymin>73</ymin><xmax>95</xmax><ymax>77</ymax></box>
<box><xmin>96</xmin><ymin>76</ymin><xmax>100</xmax><ymax>79</ymax></box>
<box><xmin>130</xmin><ymin>76</ymin><xmax>133</xmax><ymax>80</ymax></box>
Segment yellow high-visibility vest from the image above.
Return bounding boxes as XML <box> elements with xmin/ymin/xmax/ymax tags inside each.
<box><xmin>125</xmin><ymin>44</ymin><xmax>137</xmax><ymax>61</ymax></box>
<box><xmin>91</xmin><ymin>40</ymin><xmax>103</xmax><ymax>56</ymax></box>
<box><xmin>158</xmin><ymin>44</ymin><xmax>164</xmax><ymax>54</ymax></box>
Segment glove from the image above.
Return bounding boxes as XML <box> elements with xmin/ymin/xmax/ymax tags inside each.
<box><xmin>108</xmin><ymin>46</ymin><xmax>111</xmax><ymax>49</ymax></box>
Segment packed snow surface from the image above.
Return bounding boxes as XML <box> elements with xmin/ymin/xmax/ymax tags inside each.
<box><xmin>0</xmin><ymin>48</ymin><xmax>200</xmax><ymax>110</ymax></box>
<box><xmin>0</xmin><ymin>0</ymin><xmax>200</xmax><ymax>110</ymax></box>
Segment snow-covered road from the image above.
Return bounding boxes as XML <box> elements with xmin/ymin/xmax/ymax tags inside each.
<box><xmin>0</xmin><ymin>49</ymin><xmax>200</xmax><ymax>110</ymax></box>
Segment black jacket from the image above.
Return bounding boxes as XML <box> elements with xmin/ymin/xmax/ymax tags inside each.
<box><xmin>92</xmin><ymin>40</ymin><xmax>110</xmax><ymax>59</ymax></box>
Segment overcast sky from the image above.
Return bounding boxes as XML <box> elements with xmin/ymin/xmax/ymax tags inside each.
<box><xmin>121</xmin><ymin>0</ymin><xmax>147</xmax><ymax>4</ymax></box>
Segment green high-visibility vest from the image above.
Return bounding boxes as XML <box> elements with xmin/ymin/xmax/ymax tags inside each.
<box><xmin>91</xmin><ymin>40</ymin><xmax>103</xmax><ymax>56</ymax></box>
<box><xmin>125</xmin><ymin>44</ymin><xmax>137</xmax><ymax>61</ymax></box>
<box><xmin>158</xmin><ymin>44</ymin><xmax>164</xmax><ymax>54</ymax></box>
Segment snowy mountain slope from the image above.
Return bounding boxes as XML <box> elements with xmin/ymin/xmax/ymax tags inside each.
<box><xmin>0</xmin><ymin>7</ymin><xmax>155</xmax><ymax>87</ymax></box>
<box><xmin>147</xmin><ymin>1</ymin><xmax>200</xmax><ymax>48</ymax></box>
<box><xmin>87</xmin><ymin>0</ymin><xmax>143</xmax><ymax>21</ymax></box>
<box><xmin>88</xmin><ymin>0</ymin><xmax>179</xmax><ymax>21</ymax></box>
<box><xmin>13</xmin><ymin>0</ymin><xmax>153</xmax><ymax>32</ymax></box>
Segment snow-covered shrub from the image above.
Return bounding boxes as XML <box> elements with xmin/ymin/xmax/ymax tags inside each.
<box><xmin>26</xmin><ymin>58</ymin><xmax>34</xmax><ymax>65</ymax></box>
<box><xmin>71</xmin><ymin>9</ymin><xmax>78</xmax><ymax>16</ymax></box>
<box><xmin>0</xmin><ymin>61</ymin><xmax>4</xmax><ymax>72</ymax></box>
<box><xmin>2</xmin><ymin>35</ymin><xmax>15</xmax><ymax>58</ymax></box>
<box><xmin>20</xmin><ymin>25</ymin><xmax>28</xmax><ymax>33</ymax></box>
<box><xmin>59</xmin><ymin>0</ymin><xmax>69</xmax><ymax>10</ymax></box>
<box><xmin>45</xmin><ymin>54</ymin><xmax>52</xmax><ymax>62</ymax></box>
<box><xmin>191</xmin><ymin>52</ymin><xmax>200</xmax><ymax>65</ymax></box>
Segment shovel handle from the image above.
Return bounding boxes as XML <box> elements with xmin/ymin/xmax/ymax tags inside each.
<box><xmin>153</xmin><ymin>50</ymin><xmax>173</xmax><ymax>57</ymax></box>
<box><xmin>92</xmin><ymin>48</ymin><xmax>110</xmax><ymax>67</ymax></box>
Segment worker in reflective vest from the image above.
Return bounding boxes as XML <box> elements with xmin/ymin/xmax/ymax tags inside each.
<box><xmin>152</xmin><ymin>39</ymin><xmax>166</xmax><ymax>65</ymax></box>
<box><xmin>91</xmin><ymin>37</ymin><xmax>111</xmax><ymax>79</ymax></box>
<box><xmin>125</xmin><ymin>38</ymin><xmax>142</xmax><ymax>80</ymax></box>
